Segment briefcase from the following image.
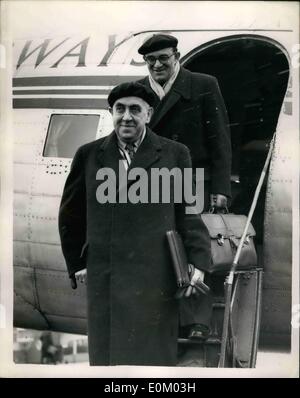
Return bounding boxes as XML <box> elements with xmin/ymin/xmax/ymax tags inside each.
<box><xmin>200</xmin><ymin>213</ymin><xmax>257</xmax><ymax>273</ymax></box>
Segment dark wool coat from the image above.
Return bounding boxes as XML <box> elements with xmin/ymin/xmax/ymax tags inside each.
<box><xmin>59</xmin><ymin>129</ymin><xmax>211</xmax><ymax>366</ymax></box>
<box><xmin>138</xmin><ymin>67</ymin><xmax>232</xmax><ymax>197</ymax></box>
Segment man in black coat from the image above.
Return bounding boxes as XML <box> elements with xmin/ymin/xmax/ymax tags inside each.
<box><xmin>137</xmin><ymin>34</ymin><xmax>232</xmax><ymax>341</ymax></box>
<box><xmin>59</xmin><ymin>82</ymin><xmax>211</xmax><ymax>366</ymax></box>
<box><xmin>137</xmin><ymin>34</ymin><xmax>232</xmax><ymax>210</ymax></box>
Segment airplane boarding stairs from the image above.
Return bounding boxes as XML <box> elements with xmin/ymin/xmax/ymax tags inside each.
<box><xmin>177</xmin><ymin>268</ymin><xmax>263</xmax><ymax>368</ymax></box>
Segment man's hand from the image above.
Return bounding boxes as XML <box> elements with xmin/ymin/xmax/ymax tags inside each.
<box><xmin>75</xmin><ymin>269</ymin><xmax>87</xmax><ymax>284</ymax></box>
<box><xmin>210</xmin><ymin>193</ymin><xmax>228</xmax><ymax>212</ymax></box>
<box><xmin>184</xmin><ymin>266</ymin><xmax>205</xmax><ymax>297</ymax></box>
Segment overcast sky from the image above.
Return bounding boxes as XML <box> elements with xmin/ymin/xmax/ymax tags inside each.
<box><xmin>4</xmin><ymin>1</ymin><xmax>298</xmax><ymax>39</ymax></box>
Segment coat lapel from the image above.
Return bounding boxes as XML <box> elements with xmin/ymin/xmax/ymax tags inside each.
<box><xmin>96</xmin><ymin>132</ymin><xmax>125</xmax><ymax>191</ymax></box>
<box><xmin>149</xmin><ymin>67</ymin><xmax>192</xmax><ymax>129</ymax></box>
<box><xmin>96</xmin><ymin>129</ymin><xmax>162</xmax><ymax>193</ymax></box>
<box><xmin>126</xmin><ymin>128</ymin><xmax>162</xmax><ymax>192</ymax></box>
<box><xmin>128</xmin><ymin>127</ymin><xmax>162</xmax><ymax>173</ymax></box>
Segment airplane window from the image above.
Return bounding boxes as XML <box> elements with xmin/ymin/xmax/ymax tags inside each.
<box><xmin>43</xmin><ymin>114</ymin><xmax>100</xmax><ymax>158</ymax></box>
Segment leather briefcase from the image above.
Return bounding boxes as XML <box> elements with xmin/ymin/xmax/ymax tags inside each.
<box><xmin>200</xmin><ymin>213</ymin><xmax>258</xmax><ymax>273</ymax></box>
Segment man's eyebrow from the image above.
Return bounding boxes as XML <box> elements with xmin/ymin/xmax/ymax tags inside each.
<box><xmin>148</xmin><ymin>51</ymin><xmax>174</xmax><ymax>56</ymax></box>
<box><xmin>114</xmin><ymin>101</ymin><xmax>142</xmax><ymax>109</ymax></box>
<box><xmin>129</xmin><ymin>104</ymin><xmax>142</xmax><ymax>108</ymax></box>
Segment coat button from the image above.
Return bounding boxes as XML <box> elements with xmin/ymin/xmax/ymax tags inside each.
<box><xmin>172</xmin><ymin>134</ymin><xmax>179</xmax><ymax>141</ymax></box>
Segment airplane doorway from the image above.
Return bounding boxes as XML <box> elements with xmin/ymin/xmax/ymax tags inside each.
<box><xmin>182</xmin><ymin>35</ymin><xmax>290</xmax><ymax>244</ymax></box>
<box><xmin>182</xmin><ymin>35</ymin><xmax>291</xmax><ymax>351</ymax></box>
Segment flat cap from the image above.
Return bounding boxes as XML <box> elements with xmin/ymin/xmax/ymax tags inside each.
<box><xmin>107</xmin><ymin>81</ymin><xmax>156</xmax><ymax>107</ymax></box>
<box><xmin>138</xmin><ymin>34</ymin><xmax>178</xmax><ymax>55</ymax></box>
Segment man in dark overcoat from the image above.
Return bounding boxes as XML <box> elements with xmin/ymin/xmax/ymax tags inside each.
<box><xmin>137</xmin><ymin>34</ymin><xmax>232</xmax><ymax>340</ymax></box>
<box><xmin>58</xmin><ymin>82</ymin><xmax>211</xmax><ymax>366</ymax></box>
<box><xmin>137</xmin><ymin>34</ymin><xmax>232</xmax><ymax>210</ymax></box>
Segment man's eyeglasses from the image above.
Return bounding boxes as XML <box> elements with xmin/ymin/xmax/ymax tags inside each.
<box><xmin>143</xmin><ymin>53</ymin><xmax>176</xmax><ymax>66</ymax></box>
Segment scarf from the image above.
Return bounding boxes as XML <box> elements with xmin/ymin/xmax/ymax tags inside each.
<box><xmin>148</xmin><ymin>62</ymin><xmax>180</xmax><ymax>100</ymax></box>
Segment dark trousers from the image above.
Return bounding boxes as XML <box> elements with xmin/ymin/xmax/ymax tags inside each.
<box><xmin>179</xmin><ymin>274</ymin><xmax>213</xmax><ymax>329</ymax></box>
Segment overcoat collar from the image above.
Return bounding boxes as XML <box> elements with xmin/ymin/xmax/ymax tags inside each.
<box><xmin>144</xmin><ymin>67</ymin><xmax>192</xmax><ymax>128</ymax></box>
<box><xmin>128</xmin><ymin>127</ymin><xmax>162</xmax><ymax>171</ymax></box>
<box><xmin>96</xmin><ymin>131</ymin><xmax>123</xmax><ymax>174</ymax></box>
<box><xmin>96</xmin><ymin>127</ymin><xmax>162</xmax><ymax>191</ymax></box>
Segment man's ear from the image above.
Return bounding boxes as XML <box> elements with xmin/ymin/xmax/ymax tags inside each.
<box><xmin>175</xmin><ymin>52</ymin><xmax>181</xmax><ymax>61</ymax></box>
<box><xmin>147</xmin><ymin>107</ymin><xmax>154</xmax><ymax>123</ymax></box>
<box><xmin>108</xmin><ymin>106</ymin><xmax>113</xmax><ymax>115</ymax></box>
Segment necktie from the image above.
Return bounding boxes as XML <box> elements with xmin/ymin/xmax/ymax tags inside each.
<box><xmin>125</xmin><ymin>143</ymin><xmax>135</xmax><ymax>162</ymax></box>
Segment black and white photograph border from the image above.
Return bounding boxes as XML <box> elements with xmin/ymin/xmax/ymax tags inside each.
<box><xmin>0</xmin><ymin>0</ymin><xmax>299</xmax><ymax>378</ymax></box>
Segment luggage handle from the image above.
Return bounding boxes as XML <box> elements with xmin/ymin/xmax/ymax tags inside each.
<box><xmin>209</xmin><ymin>205</ymin><xmax>229</xmax><ymax>214</ymax></box>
